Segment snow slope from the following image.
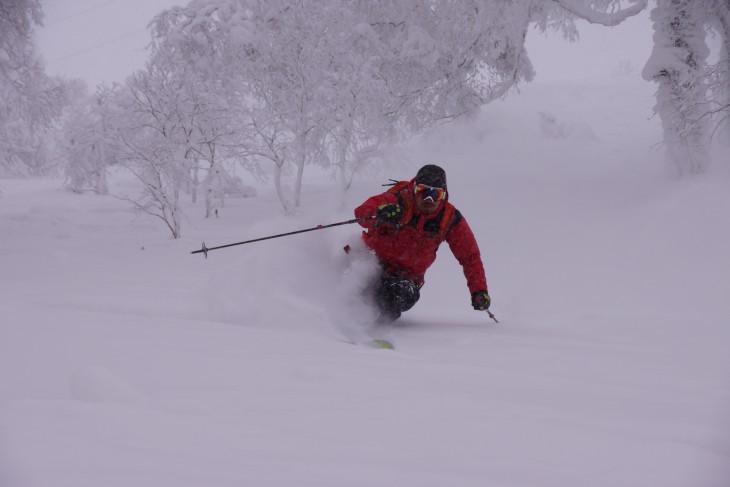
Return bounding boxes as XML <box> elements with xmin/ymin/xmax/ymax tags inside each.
<box><xmin>1</xmin><ymin>77</ymin><xmax>729</xmax><ymax>487</ymax></box>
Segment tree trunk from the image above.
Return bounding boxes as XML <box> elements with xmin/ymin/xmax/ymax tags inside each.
<box><xmin>644</xmin><ymin>0</ymin><xmax>710</xmax><ymax>175</ymax></box>
<box><xmin>172</xmin><ymin>189</ymin><xmax>181</xmax><ymax>239</ymax></box>
<box><xmin>204</xmin><ymin>160</ymin><xmax>215</xmax><ymax>219</ymax></box>
<box><xmin>273</xmin><ymin>162</ymin><xmax>292</xmax><ymax>213</ymax></box>
<box><xmin>336</xmin><ymin>119</ymin><xmax>353</xmax><ymax>191</ymax></box>
<box><xmin>96</xmin><ymin>169</ymin><xmax>109</xmax><ymax>195</ymax></box>
<box><xmin>293</xmin><ymin>131</ymin><xmax>306</xmax><ymax>208</ymax></box>
<box><xmin>191</xmin><ymin>161</ymin><xmax>199</xmax><ymax>204</ymax></box>
<box><xmin>96</xmin><ymin>142</ymin><xmax>109</xmax><ymax>195</ymax></box>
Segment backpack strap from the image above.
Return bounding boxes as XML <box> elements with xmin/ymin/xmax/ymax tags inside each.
<box><xmin>438</xmin><ymin>203</ymin><xmax>458</xmax><ymax>243</ymax></box>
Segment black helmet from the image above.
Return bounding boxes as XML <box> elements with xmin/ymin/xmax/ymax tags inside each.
<box><xmin>415</xmin><ymin>164</ymin><xmax>447</xmax><ymax>189</ymax></box>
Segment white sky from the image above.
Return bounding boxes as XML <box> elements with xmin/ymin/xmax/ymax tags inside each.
<box><xmin>36</xmin><ymin>0</ymin><xmax>183</xmax><ymax>88</ymax></box>
<box><xmin>35</xmin><ymin>0</ymin><xmax>657</xmax><ymax>88</ymax></box>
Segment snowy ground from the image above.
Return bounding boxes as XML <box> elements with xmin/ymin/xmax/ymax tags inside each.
<box><xmin>2</xmin><ymin>78</ymin><xmax>729</xmax><ymax>487</ymax></box>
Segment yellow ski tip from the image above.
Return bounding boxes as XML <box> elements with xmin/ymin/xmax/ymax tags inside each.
<box><xmin>372</xmin><ymin>339</ymin><xmax>394</xmax><ymax>350</ymax></box>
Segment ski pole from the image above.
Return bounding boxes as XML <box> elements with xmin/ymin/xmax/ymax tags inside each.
<box><xmin>486</xmin><ymin>309</ymin><xmax>499</xmax><ymax>323</ymax></box>
<box><xmin>191</xmin><ymin>215</ymin><xmax>376</xmax><ymax>258</ymax></box>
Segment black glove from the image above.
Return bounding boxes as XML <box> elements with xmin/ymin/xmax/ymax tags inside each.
<box><xmin>375</xmin><ymin>203</ymin><xmax>402</xmax><ymax>227</ymax></box>
<box><xmin>471</xmin><ymin>291</ymin><xmax>491</xmax><ymax>311</ymax></box>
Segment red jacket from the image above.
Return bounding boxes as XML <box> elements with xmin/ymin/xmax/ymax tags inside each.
<box><xmin>354</xmin><ymin>180</ymin><xmax>488</xmax><ymax>294</ymax></box>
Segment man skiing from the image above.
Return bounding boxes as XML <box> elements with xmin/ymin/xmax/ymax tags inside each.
<box><xmin>354</xmin><ymin>164</ymin><xmax>491</xmax><ymax>323</ymax></box>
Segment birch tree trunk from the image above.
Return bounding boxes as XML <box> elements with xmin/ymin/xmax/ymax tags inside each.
<box><xmin>335</xmin><ymin>121</ymin><xmax>352</xmax><ymax>191</ymax></box>
<box><xmin>96</xmin><ymin>142</ymin><xmax>109</xmax><ymax>195</ymax></box>
<box><xmin>273</xmin><ymin>162</ymin><xmax>292</xmax><ymax>213</ymax></box>
<box><xmin>191</xmin><ymin>161</ymin><xmax>199</xmax><ymax>204</ymax></box>
<box><xmin>293</xmin><ymin>131</ymin><xmax>306</xmax><ymax>208</ymax></box>
<box><xmin>204</xmin><ymin>161</ymin><xmax>215</xmax><ymax>219</ymax></box>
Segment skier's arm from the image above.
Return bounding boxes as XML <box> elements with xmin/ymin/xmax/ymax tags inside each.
<box><xmin>354</xmin><ymin>193</ymin><xmax>399</xmax><ymax>229</ymax></box>
<box><xmin>445</xmin><ymin>214</ymin><xmax>488</xmax><ymax>295</ymax></box>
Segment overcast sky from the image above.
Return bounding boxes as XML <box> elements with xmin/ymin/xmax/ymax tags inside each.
<box><xmin>35</xmin><ymin>0</ymin><xmax>657</xmax><ymax>89</ymax></box>
<box><xmin>36</xmin><ymin>0</ymin><xmax>182</xmax><ymax>88</ymax></box>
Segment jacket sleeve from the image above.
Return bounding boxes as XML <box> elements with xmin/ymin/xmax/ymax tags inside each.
<box><xmin>445</xmin><ymin>214</ymin><xmax>488</xmax><ymax>295</ymax></box>
<box><xmin>354</xmin><ymin>192</ymin><xmax>399</xmax><ymax>229</ymax></box>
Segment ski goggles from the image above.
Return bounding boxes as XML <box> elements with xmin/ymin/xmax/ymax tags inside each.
<box><xmin>414</xmin><ymin>183</ymin><xmax>446</xmax><ymax>203</ymax></box>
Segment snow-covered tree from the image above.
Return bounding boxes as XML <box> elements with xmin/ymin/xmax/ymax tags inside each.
<box><xmin>116</xmin><ymin>62</ymin><xmax>191</xmax><ymax>239</ymax></box>
<box><xmin>146</xmin><ymin>15</ymin><xmax>260</xmax><ymax>217</ymax></box>
<box><xmin>329</xmin><ymin>0</ymin><xmax>647</xmax><ymax>185</ymax></box>
<box><xmin>643</xmin><ymin>0</ymin><xmax>713</xmax><ymax>174</ymax></box>
<box><xmin>0</xmin><ymin>0</ymin><xmax>68</xmax><ymax>176</ymax></box>
<box><xmin>151</xmin><ymin>1</ymin><xmax>323</xmax><ymax>212</ymax></box>
<box><xmin>643</xmin><ymin>0</ymin><xmax>711</xmax><ymax>174</ymax></box>
<box><xmin>147</xmin><ymin>0</ymin><xmax>647</xmax><ymax>211</ymax></box>
<box><xmin>62</xmin><ymin>84</ymin><xmax>122</xmax><ymax>194</ymax></box>
<box><xmin>642</xmin><ymin>0</ymin><xmax>730</xmax><ymax>174</ymax></box>
<box><xmin>705</xmin><ymin>0</ymin><xmax>730</xmax><ymax>141</ymax></box>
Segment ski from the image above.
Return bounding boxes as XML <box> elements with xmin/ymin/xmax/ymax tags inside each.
<box><xmin>371</xmin><ymin>339</ymin><xmax>394</xmax><ymax>350</ymax></box>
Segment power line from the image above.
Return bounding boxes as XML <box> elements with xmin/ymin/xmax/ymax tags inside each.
<box><xmin>44</xmin><ymin>0</ymin><xmax>121</xmax><ymax>27</ymax></box>
<box><xmin>47</xmin><ymin>27</ymin><xmax>148</xmax><ymax>64</ymax></box>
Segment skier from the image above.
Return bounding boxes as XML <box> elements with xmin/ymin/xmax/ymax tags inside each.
<box><xmin>353</xmin><ymin>164</ymin><xmax>491</xmax><ymax>323</ymax></box>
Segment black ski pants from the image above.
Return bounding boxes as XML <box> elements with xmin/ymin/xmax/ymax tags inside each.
<box><xmin>373</xmin><ymin>273</ymin><xmax>420</xmax><ymax>323</ymax></box>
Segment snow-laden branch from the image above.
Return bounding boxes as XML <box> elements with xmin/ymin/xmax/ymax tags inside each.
<box><xmin>553</xmin><ymin>0</ymin><xmax>648</xmax><ymax>26</ymax></box>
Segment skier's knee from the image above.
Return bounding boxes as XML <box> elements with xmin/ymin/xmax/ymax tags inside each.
<box><xmin>376</xmin><ymin>276</ymin><xmax>420</xmax><ymax>317</ymax></box>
